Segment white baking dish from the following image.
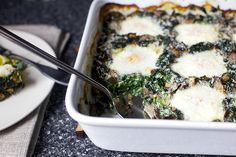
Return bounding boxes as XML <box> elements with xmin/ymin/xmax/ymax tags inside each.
<box><xmin>65</xmin><ymin>0</ymin><xmax>236</xmax><ymax>155</ymax></box>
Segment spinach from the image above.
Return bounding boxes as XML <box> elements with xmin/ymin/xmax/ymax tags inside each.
<box><xmin>189</xmin><ymin>42</ymin><xmax>214</xmax><ymax>53</ymax></box>
<box><xmin>156</xmin><ymin>52</ymin><xmax>175</xmax><ymax>69</ymax></box>
<box><xmin>224</xmin><ymin>64</ymin><xmax>236</xmax><ymax>93</ymax></box>
<box><xmin>143</xmin><ymin>95</ymin><xmax>183</xmax><ymax>119</ymax></box>
<box><xmin>108</xmin><ymin>74</ymin><xmax>145</xmax><ymax>97</ymax></box>
<box><xmin>216</xmin><ymin>39</ymin><xmax>236</xmax><ymax>53</ymax></box>
<box><xmin>111</xmin><ymin>35</ymin><xmax>130</xmax><ymax>49</ymax></box>
<box><xmin>223</xmin><ymin>98</ymin><xmax>236</xmax><ymax>122</ymax></box>
<box><xmin>145</xmin><ymin>70</ymin><xmax>171</xmax><ymax>94</ymax></box>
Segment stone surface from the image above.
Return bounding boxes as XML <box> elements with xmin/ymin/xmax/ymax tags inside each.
<box><xmin>0</xmin><ymin>0</ymin><xmax>217</xmax><ymax>156</ymax></box>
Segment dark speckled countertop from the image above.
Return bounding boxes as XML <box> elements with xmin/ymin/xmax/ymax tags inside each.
<box><xmin>0</xmin><ymin>0</ymin><xmax>216</xmax><ymax>157</ymax></box>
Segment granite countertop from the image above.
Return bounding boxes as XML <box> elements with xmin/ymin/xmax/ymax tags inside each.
<box><xmin>0</xmin><ymin>0</ymin><xmax>212</xmax><ymax>157</ymax></box>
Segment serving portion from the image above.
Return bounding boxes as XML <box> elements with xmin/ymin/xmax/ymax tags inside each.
<box><xmin>0</xmin><ymin>47</ymin><xmax>26</xmax><ymax>101</ymax></box>
<box><xmin>90</xmin><ymin>2</ymin><xmax>236</xmax><ymax>122</ymax></box>
<box><xmin>0</xmin><ymin>30</ymin><xmax>55</xmax><ymax>130</ymax></box>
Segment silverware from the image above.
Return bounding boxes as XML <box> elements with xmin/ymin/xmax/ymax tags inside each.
<box><xmin>0</xmin><ymin>25</ymin><xmax>123</xmax><ymax>118</ymax></box>
<box><xmin>0</xmin><ymin>48</ymin><xmax>69</xmax><ymax>86</ymax></box>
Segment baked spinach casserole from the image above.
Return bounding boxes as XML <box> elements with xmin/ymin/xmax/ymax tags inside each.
<box><xmin>90</xmin><ymin>2</ymin><xmax>236</xmax><ymax>122</ymax></box>
<box><xmin>0</xmin><ymin>46</ymin><xmax>26</xmax><ymax>101</ymax></box>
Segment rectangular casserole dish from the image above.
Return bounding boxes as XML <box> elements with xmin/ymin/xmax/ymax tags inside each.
<box><xmin>65</xmin><ymin>0</ymin><xmax>236</xmax><ymax>155</ymax></box>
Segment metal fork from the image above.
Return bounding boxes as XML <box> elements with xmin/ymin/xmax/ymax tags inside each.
<box><xmin>0</xmin><ymin>46</ymin><xmax>69</xmax><ymax>86</ymax></box>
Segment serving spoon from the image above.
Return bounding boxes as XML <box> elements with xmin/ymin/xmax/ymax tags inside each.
<box><xmin>0</xmin><ymin>25</ymin><xmax>124</xmax><ymax>118</ymax></box>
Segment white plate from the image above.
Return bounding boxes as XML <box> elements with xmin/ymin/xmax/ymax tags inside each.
<box><xmin>0</xmin><ymin>30</ymin><xmax>55</xmax><ymax>131</ymax></box>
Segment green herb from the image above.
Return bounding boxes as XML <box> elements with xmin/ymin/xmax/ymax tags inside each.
<box><xmin>156</xmin><ymin>52</ymin><xmax>175</xmax><ymax>69</ymax></box>
<box><xmin>189</xmin><ymin>42</ymin><xmax>214</xmax><ymax>53</ymax></box>
<box><xmin>108</xmin><ymin>74</ymin><xmax>145</xmax><ymax>97</ymax></box>
<box><xmin>143</xmin><ymin>95</ymin><xmax>183</xmax><ymax>119</ymax></box>
<box><xmin>223</xmin><ymin>98</ymin><xmax>236</xmax><ymax>122</ymax></box>
<box><xmin>111</xmin><ymin>35</ymin><xmax>130</xmax><ymax>49</ymax></box>
<box><xmin>225</xmin><ymin>64</ymin><xmax>236</xmax><ymax>93</ymax></box>
<box><xmin>216</xmin><ymin>39</ymin><xmax>236</xmax><ymax>53</ymax></box>
<box><xmin>145</xmin><ymin>70</ymin><xmax>171</xmax><ymax>94</ymax></box>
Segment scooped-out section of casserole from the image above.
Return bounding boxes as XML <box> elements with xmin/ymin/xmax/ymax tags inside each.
<box><xmin>89</xmin><ymin>2</ymin><xmax>236</xmax><ymax>122</ymax></box>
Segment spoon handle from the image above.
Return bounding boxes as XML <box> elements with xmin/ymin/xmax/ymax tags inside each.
<box><xmin>0</xmin><ymin>26</ymin><xmax>113</xmax><ymax>102</ymax></box>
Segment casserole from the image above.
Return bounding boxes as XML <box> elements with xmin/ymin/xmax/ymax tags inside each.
<box><xmin>65</xmin><ymin>0</ymin><xmax>236</xmax><ymax>155</ymax></box>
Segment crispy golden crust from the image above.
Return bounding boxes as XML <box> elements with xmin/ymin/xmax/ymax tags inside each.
<box><xmin>100</xmin><ymin>2</ymin><xmax>236</xmax><ymax>17</ymax></box>
<box><xmin>145</xmin><ymin>2</ymin><xmax>189</xmax><ymax>12</ymax></box>
<box><xmin>100</xmin><ymin>3</ymin><xmax>138</xmax><ymax>14</ymax></box>
<box><xmin>99</xmin><ymin>3</ymin><xmax>138</xmax><ymax>21</ymax></box>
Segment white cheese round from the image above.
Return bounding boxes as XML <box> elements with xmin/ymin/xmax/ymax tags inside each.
<box><xmin>171</xmin><ymin>50</ymin><xmax>226</xmax><ymax>77</ymax></box>
<box><xmin>174</xmin><ymin>23</ymin><xmax>219</xmax><ymax>46</ymax></box>
<box><xmin>233</xmin><ymin>34</ymin><xmax>236</xmax><ymax>42</ymax></box>
<box><xmin>110</xmin><ymin>45</ymin><xmax>163</xmax><ymax>76</ymax></box>
<box><xmin>116</xmin><ymin>16</ymin><xmax>164</xmax><ymax>36</ymax></box>
<box><xmin>170</xmin><ymin>85</ymin><xmax>225</xmax><ymax>121</ymax></box>
<box><xmin>0</xmin><ymin>64</ymin><xmax>15</xmax><ymax>77</ymax></box>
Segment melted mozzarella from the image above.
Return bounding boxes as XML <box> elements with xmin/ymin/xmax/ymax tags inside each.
<box><xmin>0</xmin><ymin>64</ymin><xmax>15</xmax><ymax>77</ymax></box>
<box><xmin>175</xmin><ymin>23</ymin><xmax>219</xmax><ymax>46</ymax></box>
<box><xmin>171</xmin><ymin>50</ymin><xmax>226</xmax><ymax>77</ymax></box>
<box><xmin>171</xmin><ymin>85</ymin><xmax>225</xmax><ymax>121</ymax></box>
<box><xmin>116</xmin><ymin>16</ymin><xmax>164</xmax><ymax>36</ymax></box>
<box><xmin>233</xmin><ymin>34</ymin><xmax>236</xmax><ymax>42</ymax></box>
<box><xmin>110</xmin><ymin>45</ymin><xmax>163</xmax><ymax>76</ymax></box>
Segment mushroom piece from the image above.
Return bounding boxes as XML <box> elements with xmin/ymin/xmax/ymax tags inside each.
<box><xmin>229</xmin><ymin>52</ymin><xmax>236</xmax><ymax>64</ymax></box>
<box><xmin>214</xmin><ymin>77</ymin><xmax>225</xmax><ymax>93</ymax></box>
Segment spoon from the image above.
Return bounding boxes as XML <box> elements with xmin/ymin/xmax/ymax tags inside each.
<box><xmin>0</xmin><ymin>25</ymin><xmax>123</xmax><ymax>118</ymax></box>
<box><xmin>0</xmin><ymin>48</ymin><xmax>69</xmax><ymax>86</ymax></box>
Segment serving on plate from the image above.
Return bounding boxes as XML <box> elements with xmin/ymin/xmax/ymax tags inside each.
<box><xmin>0</xmin><ymin>30</ymin><xmax>55</xmax><ymax>131</ymax></box>
<box><xmin>66</xmin><ymin>0</ymin><xmax>236</xmax><ymax>155</ymax></box>
<box><xmin>0</xmin><ymin>48</ymin><xmax>26</xmax><ymax>101</ymax></box>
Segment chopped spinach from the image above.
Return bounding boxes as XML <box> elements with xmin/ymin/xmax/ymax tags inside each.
<box><xmin>223</xmin><ymin>98</ymin><xmax>236</xmax><ymax>122</ymax></box>
<box><xmin>189</xmin><ymin>42</ymin><xmax>214</xmax><ymax>53</ymax></box>
<box><xmin>156</xmin><ymin>52</ymin><xmax>175</xmax><ymax>69</ymax></box>
<box><xmin>216</xmin><ymin>39</ymin><xmax>236</xmax><ymax>53</ymax></box>
<box><xmin>145</xmin><ymin>70</ymin><xmax>171</xmax><ymax>94</ymax></box>
<box><xmin>108</xmin><ymin>74</ymin><xmax>145</xmax><ymax>97</ymax></box>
